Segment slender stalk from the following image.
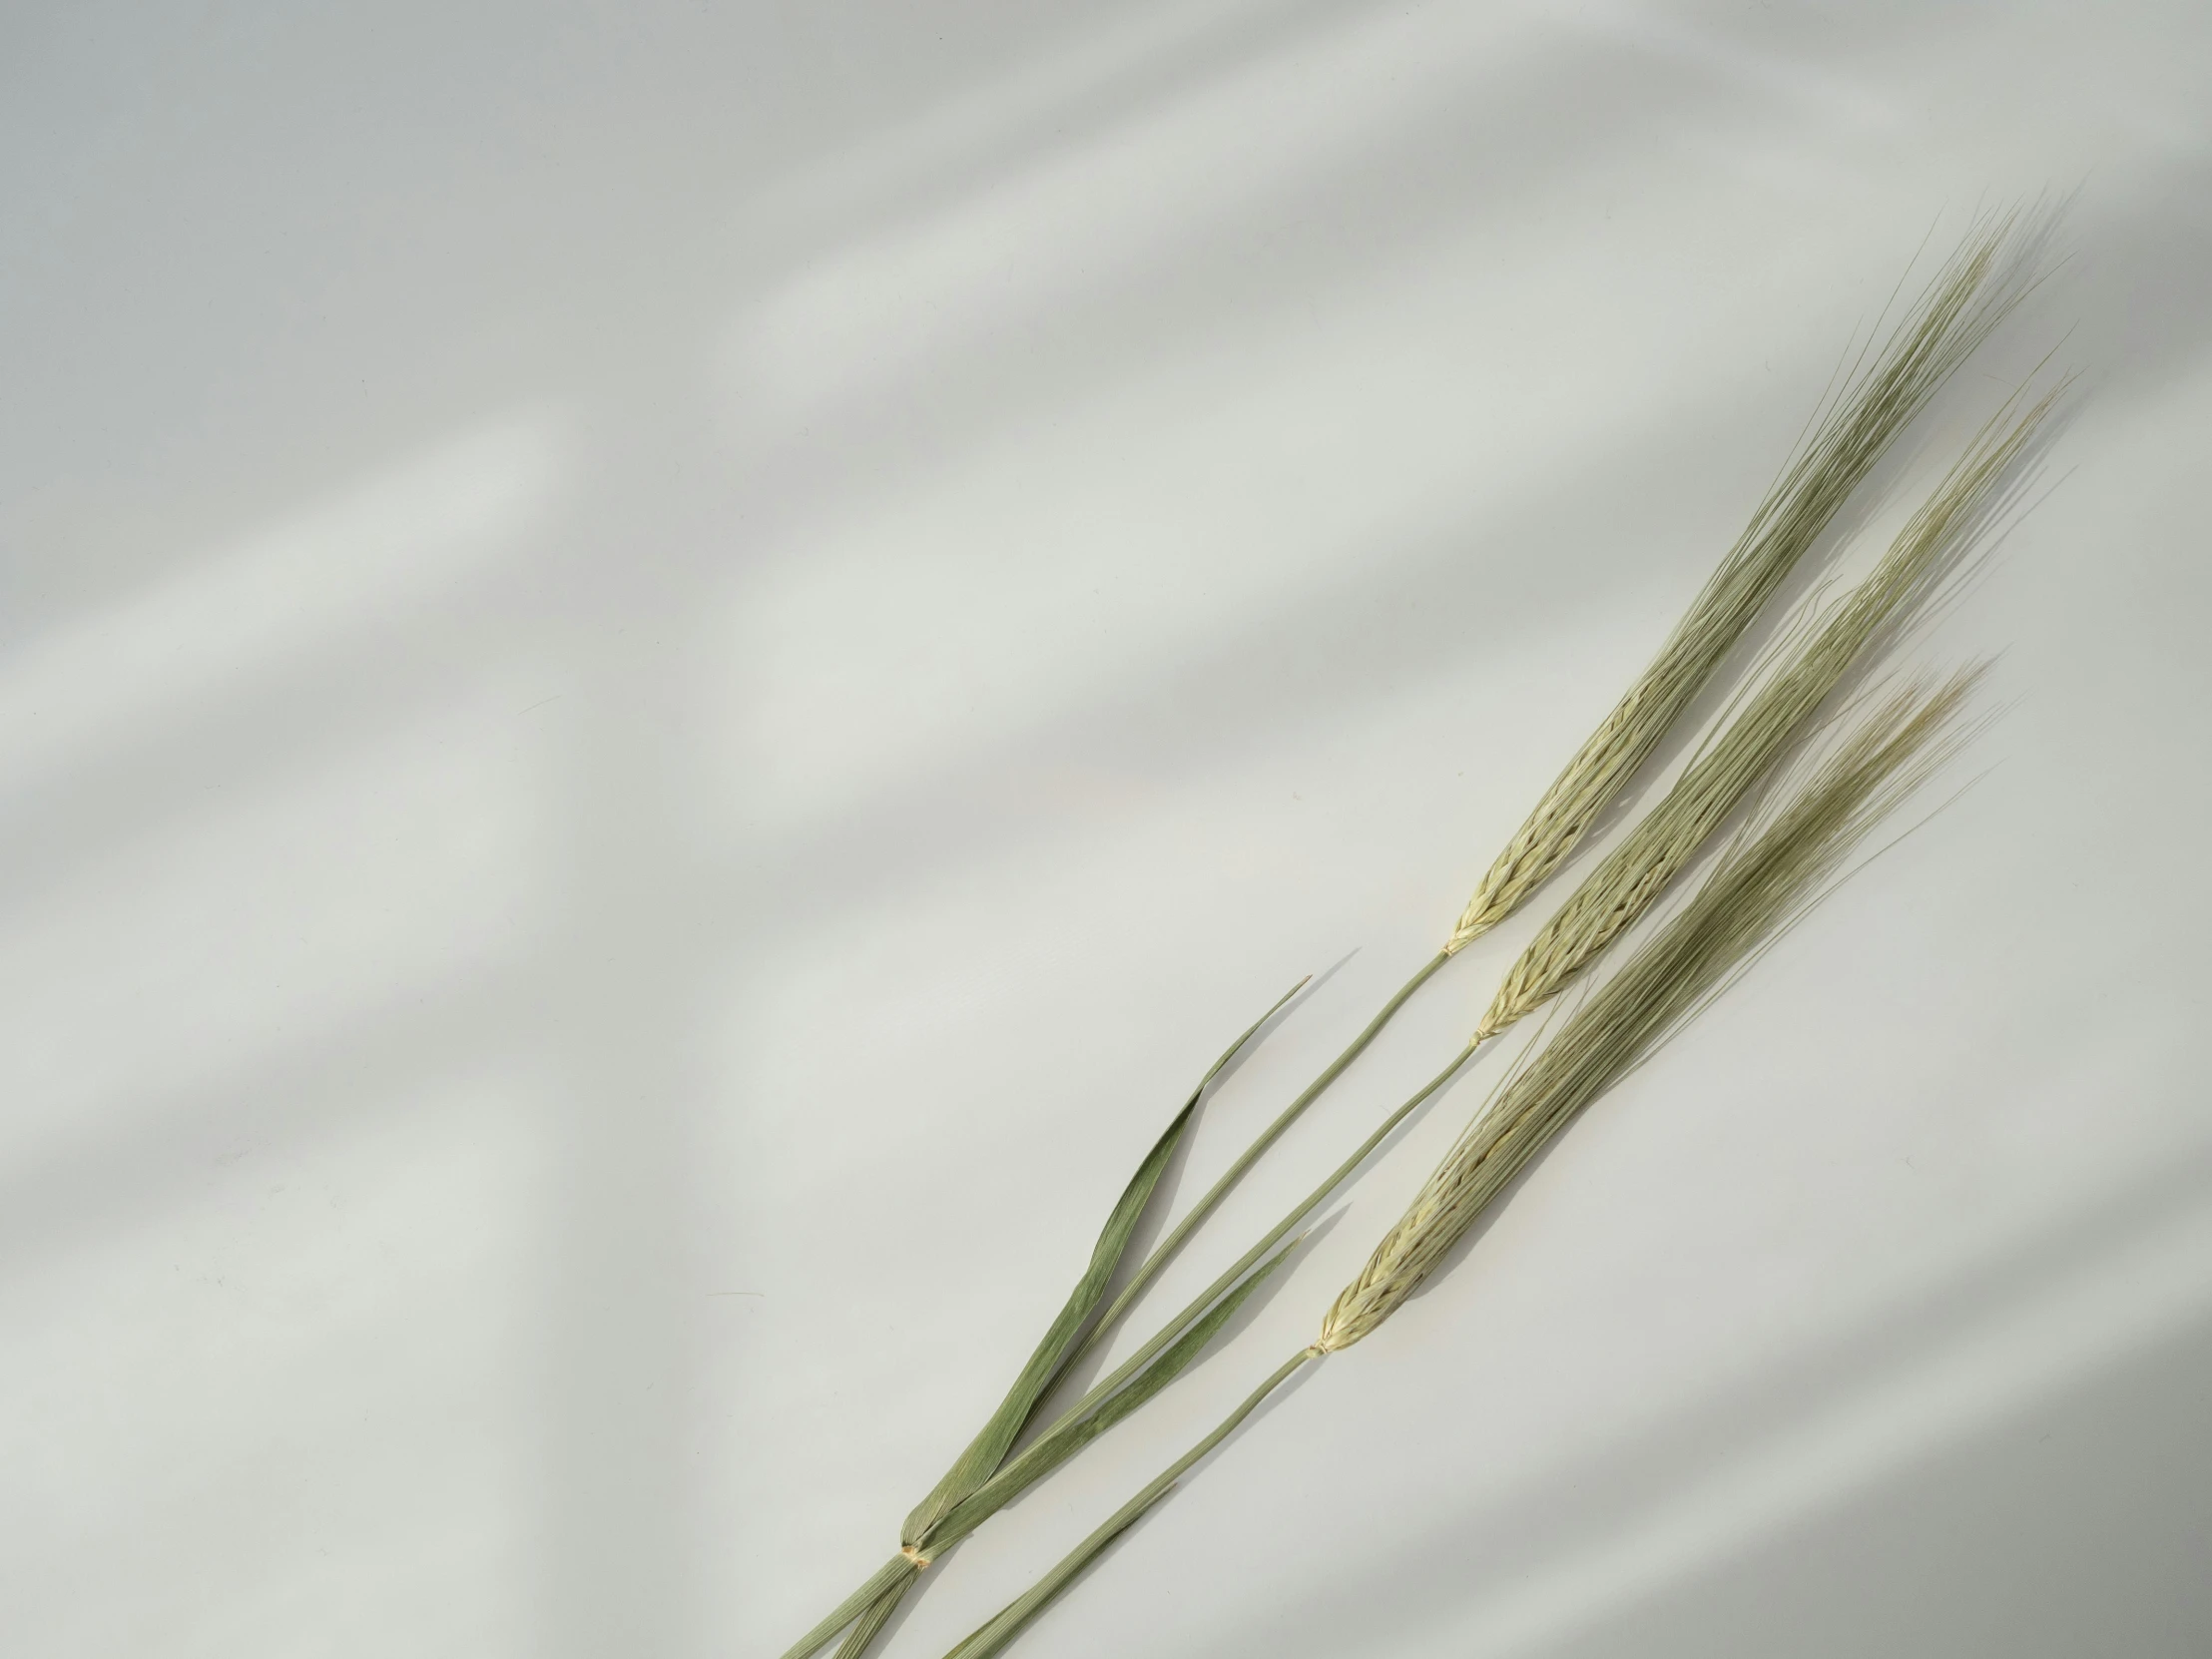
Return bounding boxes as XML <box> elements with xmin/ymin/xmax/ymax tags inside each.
<box><xmin>955</xmin><ymin>368</ymin><xmax>2050</xmax><ymax>1566</ymax></box>
<box><xmin>777</xmin><ymin>1557</ymin><xmax>918</xmax><ymax>1659</ymax></box>
<box><xmin>1054</xmin><ymin>208</ymin><xmax>2046</xmax><ymax>1407</ymax></box>
<box><xmin>930</xmin><ymin>1044</ymin><xmax>1477</xmax><ymax>1553</ymax></box>
<box><xmin>792</xmin><ymin>205</ymin><xmax>2049</xmax><ymax>1659</ymax></box>
<box><xmin>937</xmin><ymin>675</ymin><xmax>1984</xmax><ymax>1659</ymax></box>
<box><xmin>830</xmin><ymin>1582</ymin><xmax>907</xmax><ymax>1659</ymax></box>
<box><xmin>838</xmin><ymin>1238</ymin><xmax>1324</xmax><ymax>1659</ymax></box>
<box><xmin>925</xmin><ymin>1233</ymin><xmax>1312</xmax><ymax>1553</ymax></box>
<box><xmin>896</xmin><ymin>980</ymin><xmax>1308</xmax><ymax>1556</ymax></box>
<box><xmin>1050</xmin><ymin>949</ymin><xmax>1450</xmax><ymax>1387</ymax></box>
<box><xmin>943</xmin><ymin>1349</ymin><xmax>1324</xmax><ymax>1659</ymax></box>
<box><xmin>1036</xmin><ymin>1047</ymin><xmax>1470</xmax><ymax>1431</ymax></box>
<box><xmin>924</xmin><ymin>364</ymin><xmax>2048</xmax><ymax>1611</ymax></box>
<box><xmin>776</xmin><ymin>985</ymin><xmax>1303</xmax><ymax>1659</ymax></box>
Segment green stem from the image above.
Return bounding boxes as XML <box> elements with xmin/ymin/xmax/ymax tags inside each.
<box><xmin>783</xmin><ymin>978</ymin><xmax>1310</xmax><ymax>1659</ymax></box>
<box><xmin>789</xmin><ymin>966</ymin><xmax>1457</xmax><ymax>1659</ymax></box>
<box><xmin>944</xmin><ymin>1348</ymin><xmax>1324</xmax><ymax>1659</ymax></box>
<box><xmin>1048</xmin><ymin>949</ymin><xmax>1451</xmax><ymax>1390</ymax></box>
<box><xmin>776</xmin><ymin>1556</ymin><xmax>919</xmax><ymax>1659</ymax></box>
<box><xmin>830</xmin><ymin>1576</ymin><xmax>912</xmax><ymax>1659</ymax></box>
<box><xmin>935</xmin><ymin>1041</ymin><xmax>1477</xmax><ymax>1553</ymax></box>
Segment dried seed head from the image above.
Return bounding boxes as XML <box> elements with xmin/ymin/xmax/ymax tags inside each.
<box><xmin>1474</xmin><ymin>384</ymin><xmax>2056</xmax><ymax>1040</ymax></box>
<box><xmin>1444</xmin><ymin>210</ymin><xmax>2042</xmax><ymax>956</ymax></box>
<box><xmin>1327</xmin><ymin>672</ymin><xmax>1979</xmax><ymax>1351</ymax></box>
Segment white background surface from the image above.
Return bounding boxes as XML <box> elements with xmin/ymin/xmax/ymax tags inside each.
<box><xmin>4</xmin><ymin>4</ymin><xmax>2209</xmax><ymax>1657</ymax></box>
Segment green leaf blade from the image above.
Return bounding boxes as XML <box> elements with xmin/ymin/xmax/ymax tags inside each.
<box><xmin>926</xmin><ymin>1231</ymin><xmax>1305</xmax><ymax>1551</ymax></box>
<box><xmin>897</xmin><ymin>976</ymin><xmax>1306</xmax><ymax>1547</ymax></box>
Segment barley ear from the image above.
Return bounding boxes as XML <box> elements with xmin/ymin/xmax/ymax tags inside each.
<box><xmin>1445</xmin><ymin>209</ymin><xmax>2039</xmax><ymax>955</ymax></box>
<box><xmin>1475</xmin><ymin>383</ymin><xmax>2056</xmax><ymax>1039</ymax></box>
<box><xmin>1331</xmin><ymin>672</ymin><xmax>1980</xmax><ymax>1350</ymax></box>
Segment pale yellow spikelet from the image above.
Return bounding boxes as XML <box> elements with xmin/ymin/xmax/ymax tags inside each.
<box><xmin>1443</xmin><ymin>211</ymin><xmax>2038</xmax><ymax>956</ymax></box>
<box><xmin>1328</xmin><ymin>672</ymin><xmax>1979</xmax><ymax>1351</ymax></box>
<box><xmin>1472</xmin><ymin>384</ymin><xmax>2056</xmax><ymax>1040</ymax></box>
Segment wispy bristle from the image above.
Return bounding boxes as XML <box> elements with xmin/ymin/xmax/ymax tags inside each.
<box><xmin>1443</xmin><ymin>210</ymin><xmax>2041</xmax><ymax>955</ymax></box>
<box><xmin>1326</xmin><ymin>673</ymin><xmax>1980</xmax><ymax>1351</ymax></box>
<box><xmin>1473</xmin><ymin>384</ymin><xmax>2056</xmax><ymax>1039</ymax></box>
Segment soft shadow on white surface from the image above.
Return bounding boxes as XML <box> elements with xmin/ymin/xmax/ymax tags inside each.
<box><xmin>3</xmin><ymin>3</ymin><xmax>2209</xmax><ymax>1658</ymax></box>
<box><xmin>1217</xmin><ymin>1132</ymin><xmax>2212</xmax><ymax>1658</ymax></box>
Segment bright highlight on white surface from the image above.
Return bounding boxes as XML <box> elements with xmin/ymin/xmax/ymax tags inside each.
<box><xmin>0</xmin><ymin>413</ymin><xmax>565</xmax><ymax>789</ymax></box>
<box><xmin>0</xmin><ymin>1064</ymin><xmax>550</xmax><ymax>1658</ymax></box>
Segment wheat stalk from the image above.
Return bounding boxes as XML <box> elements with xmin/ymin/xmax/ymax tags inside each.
<box><xmin>975</xmin><ymin>375</ymin><xmax>2047</xmax><ymax>1529</ymax></box>
<box><xmin>1050</xmin><ymin>209</ymin><xmax>2044</xmax><ymax>1374</ymax></box>
<box><xmin>771</xmin><ymin>979</ymin><xmax>1305</xmax><ymax>1659</ymax></box>
<box><xmin>775</xmin><ymin>211</ymin><xmax>2043</xmax><ymax>1659</ymax></box>
<box><xmin>937</xmin><ymin>674</ymin><xmax>1983</xmax><ymax>1659</ymax></box>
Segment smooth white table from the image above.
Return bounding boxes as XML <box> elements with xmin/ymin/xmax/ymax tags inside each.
<box><xmin>3</xmin><ymin>4</ymin><xmax>2208</xmax><ymax>1655</ymax></box>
